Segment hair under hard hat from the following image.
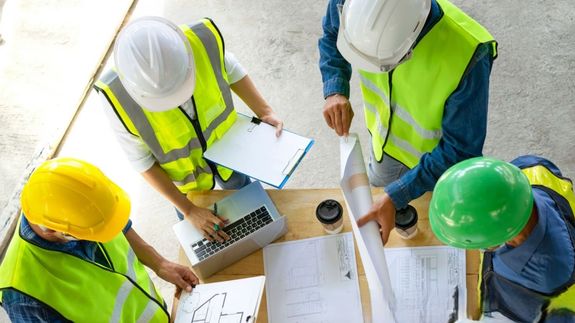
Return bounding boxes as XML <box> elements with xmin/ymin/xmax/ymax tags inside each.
<box><xmin>114</xmin><ymin>16</ymin><xmax>196</xmax><ymax>111</ymax></box>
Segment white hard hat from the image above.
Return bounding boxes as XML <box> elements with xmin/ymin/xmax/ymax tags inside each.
<box><xmin>337</xmin><ymin>0</ymin><xmax>431</xmax><ymax>73</ymax></box>
<box><xmin>114</xmin><ymin>16</ymin><xmax>195</xmax><ymax>111</ymax></box>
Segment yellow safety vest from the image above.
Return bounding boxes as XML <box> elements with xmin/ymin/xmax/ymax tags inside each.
<box><xmin>478</xmin><ymin>163</ymin><xmax>575</xmax><ymax>321</ymax></box>
<box><xmin>0</xmin><ymin>217</ymin><xmax>169</xmax><ymax>322</ymax></box>
<box><xmin>94</xmin><ymin>18</ymin><xmax>236</xmax><ymax>193</ymax></box>
<box><xmin>360</xmin><ymin>0</ymin><xmax>497</xmax><ymax>168</ymax></box>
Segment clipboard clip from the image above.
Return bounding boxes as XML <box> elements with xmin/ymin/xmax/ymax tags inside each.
<box><xmin>282</xmin><ymin>148</ymin><xmax>305</xmax><ymax>176</ymax></box>
<box><xmin>248</xmin><ymin>117</ymin><xmax>261</xmax><ymax>132</ymax></box>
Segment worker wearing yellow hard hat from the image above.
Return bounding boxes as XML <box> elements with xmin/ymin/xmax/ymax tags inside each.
<box><xmin>0</xmin><ymin>157</ymin><xmax>198</xmax><ymax>322</ymax></box>
<box><xmin>94</xmin><ymin>16</ymin><xmax>283</xmax><ymax>243</ymax></box>
<box><xmin>318</xmin><ymin>0</ymin><xmax>497</xmax><ymax>245</ymax></box>
<box><xmin>429</xmin><ymin>156</ymin><xmax>575</xmax><ymax>322</ymax></box>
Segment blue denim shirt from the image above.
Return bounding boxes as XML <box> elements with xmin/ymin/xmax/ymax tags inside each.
<box><xmin>1</xmin><ymin>216</ymin><xmax>132</xmax><ymax>323</ymax></box>
<box><xmin>491</xmin><ymin>156</ymin><xmax>575</xmax><ymax>294</ymax></box>
<box><xmin>318</xmin><ymin>0</ymin><xmax>495</xmax><ymax>208</ymax></box>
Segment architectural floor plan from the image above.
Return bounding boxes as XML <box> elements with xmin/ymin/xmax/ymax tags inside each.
<box><xmin>263</xmin><ymin>233</ymin><xmax>363</xmax><ymax>323</ymax></box>
<box><xmin>175</xmin><ymin>276</ymin><xmax>265</xmax><ymax>323</ymax></box>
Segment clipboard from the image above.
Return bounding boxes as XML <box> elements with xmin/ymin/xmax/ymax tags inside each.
<box><xmin>204</xmin><ymin>113</ymin><xmax>314</xmax><ymax>188</ymax></box>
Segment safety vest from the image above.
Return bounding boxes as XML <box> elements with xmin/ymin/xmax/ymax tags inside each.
<box><xmin>479</xmin><ymin>163</ymin><xmax>575</xmax><ymax>322</ymax></box>
<box><xmin>94</xmin><ymin>18</ymin><xmax>235</xmax><ymax>193</ymax></box>
<box><xmin>360</xmin><ymin>0</ymin><xmax>497</xmax><ymax>168</ymax></box>
<box><xmin>0</xmin><ymin>217</ymin><xmax>169</xmax><ymax>322</ymax></box>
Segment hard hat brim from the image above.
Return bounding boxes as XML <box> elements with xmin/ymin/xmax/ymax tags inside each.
<box><xmin>336</xmin><ymin>29</ymin><xmax>384</xmax><ymax>73</ymax></box>
<box><xmin>124</xmin><ymin>66</ymin><xmax>196</xmax><ymax>112</ymax></box>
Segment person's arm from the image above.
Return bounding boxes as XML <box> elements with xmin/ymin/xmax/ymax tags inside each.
<box><xmin>358</xmin><ymin>44</ymin><xmax>494</xmax><ymax>244</ymax></box>
<box><xmin>98</xmin><ymin>94</ymin><xmax>228</xmax><ymax>242</ymax></box>
<box><xmin>98</xmin><ymin>91</ymin><xmax>157</xmax><ymax>172</ymax></box>
<box><xmin>229</xmin><ymin>75</ymin><xmax>283</xmax><ymax>137</ymax></box>
<box><xmin>141</xmin><ymin>163</ymin><xmax>229</xmax><ymax>242</ymax></box>
<box><xmin>318</xmin><ymin>0</ymin><xmax>354</xmax><ymax>136</ymax></box>
<box><xmin>124</xmin><ymin>228</ymin><xmax>199</xmax><ymax>292</ymax></box>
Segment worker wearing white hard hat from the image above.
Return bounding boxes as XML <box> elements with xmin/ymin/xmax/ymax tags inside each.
<box><xmin>318</xmin><ymin>0</ymin><xmax>497</xmax><ymax>244</ymax></box>
<box><xmin>95</xmin><ymin>17</ymin><xmax>283</xmax><ymax>242</ymax></box>
<box><xmin>0</xmin><ymin>158</ymin><xmax>198</xmax><ymax>322</ymax></box>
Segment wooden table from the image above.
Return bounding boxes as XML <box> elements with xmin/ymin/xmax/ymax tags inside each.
<box><xmin>174</xmin><ymin>188</ymin><xmax>480</xmax><ymax>322</ymax></box>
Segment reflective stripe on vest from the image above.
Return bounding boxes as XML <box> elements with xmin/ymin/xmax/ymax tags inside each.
<box><xmin>360</xmin><ymin>0</ymin><xmax>496</xmax><ymax>168</ymax></box>
<box><xmin>94</xmin><ymin>18</ymin><xmax>235</xmax><ymax>192</ymax></box>
<box><xmin>523</xmin><ymin>165</ymin><xmax>575</xmax><ymax>315</ymax></box>
<box><xmin>478</xmin><ymin>164</ymin><xmax>575</xmax><ymax>320</ymax></box>
<box><xmin>0</xmin><ymin>217</ymin><xmax>169</xmax><ymax>322</ymax></box>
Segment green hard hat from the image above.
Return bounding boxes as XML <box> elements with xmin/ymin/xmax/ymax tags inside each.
<box><xmin>429</xmin><ymin>157</ymin><xmax>534</xmax><ymax>249</ymax></box>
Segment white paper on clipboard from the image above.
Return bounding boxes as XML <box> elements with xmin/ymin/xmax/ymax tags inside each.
<box><xmin>204</xmin><ymin>113</ymin><xmax>314</xmax><ymax>188</ymax></box>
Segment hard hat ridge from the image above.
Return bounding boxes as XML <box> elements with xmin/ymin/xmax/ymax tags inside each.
<box><xmin>114</xmin><ymin>16</ymin><xmax>196</xmax><ymax>111</ymax></box>
<box><xmin>337</xmin><ymin>0</ymin><xmax>431</xmax><ymax>73</ymax></box>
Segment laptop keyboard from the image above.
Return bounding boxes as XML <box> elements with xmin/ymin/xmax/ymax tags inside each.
<box><xmin>190</xmin><ymin>205</ymin><xmax>273</xmax><ymax>261</ymax></box>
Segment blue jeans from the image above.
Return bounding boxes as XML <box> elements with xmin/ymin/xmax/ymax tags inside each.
<box><xmin>367</xmin><ymin>151</ymin><xmax>409</xmax><ymax>188</ymax></box>
<box><xmin>175</xmin><ymin>171</ymin><xmax>251</xmax><ymax>220</ymax></box>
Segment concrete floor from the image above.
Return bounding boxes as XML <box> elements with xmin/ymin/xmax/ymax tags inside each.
<box><xmin>1</xmin><ymin>0</ymin><xmax>574</xmax><ymax>321</ymax></box>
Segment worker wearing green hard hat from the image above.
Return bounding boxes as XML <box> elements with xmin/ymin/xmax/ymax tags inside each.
<box><xmin>429</xmin><ymin>156</ymin><xmax>575</xmax><ymax>322</ymax></box>
<box><xmin>430</xmin><ymin>157</ymin><xmax>534</xmax><ymax>250</ymax></box>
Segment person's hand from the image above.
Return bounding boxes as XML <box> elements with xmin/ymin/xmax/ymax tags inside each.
<box><xmin>155</xmin><ymin>259</ymin><xmax>199</xmax><ymax>293</ymax></box>
<box><xmin>260</xmin><ymin>111</ymin><xmax>283</xmax><ymax>137</ymax></box>
<box><xmin>323</xmin><ymin>93</ymin><xmax>354</xmax><ymax>136</ymax></box>
<box><xmin>357</xmin><ymin>193</ymin><xmax>396</xmax><ymax>245</ymax></box>
<box><xmin>185</xmin><ymin>205</ymin><xmax>230</xmax><ymax>242</ymax></box>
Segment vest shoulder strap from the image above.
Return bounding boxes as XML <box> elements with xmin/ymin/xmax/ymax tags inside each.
<box><xmin>520</xmin><ymin>163</ymin><xmax>575</xmax><ymax>218</ymax></box>
<box><xmin>188</xmin><ymin>18</ymin><xmax>225</xmax><ymax>53</ymax></box>
<box><xmin>436</xmin><ymin>0</ymin><xmax>497</xmax><ymax>57</ymax></box>
<box><xmin>94</xmin><ymin>70</ymin><xmax>140</xmax><ymax>137</ymax></box>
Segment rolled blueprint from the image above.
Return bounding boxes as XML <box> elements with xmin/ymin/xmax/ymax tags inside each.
<box><xmin>340</xmin><ymin>134</ymin><xmax>396</xmax><ymax>322</ymax></box>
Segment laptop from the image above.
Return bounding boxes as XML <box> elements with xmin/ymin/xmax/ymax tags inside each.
<box><xmin>173</xmin><ymin>181</ymin><xmax>287</xmax><ymax>278</ymax></box>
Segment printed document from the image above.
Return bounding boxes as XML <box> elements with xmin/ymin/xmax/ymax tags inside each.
<box><xmin>263</xmin><ymin>233</ymin><xmax>363</xmax><ymax>323</ymax></box>
<box><xmin>174</xmin><ymin>276</ymin><xmax>265</xmax><ymax>323</ymax></box>
<box><xmin>340</xmin><ymin>134</ymin><xmax>468</xmax><ymax>323</ymax></box>
<box><xmin>340</xmin><ymin>134</ymin><xmax>397</xmax><ymax>322</ymax></box>
<box><xmin>204</xmin><ymin>113</ymin><xmax>313</xmax><ymax>188</ymax></box>
<box><xmin>385</xmin><ymin>246</ymin><xmax>467</xmax><ymax>323</ymax></box>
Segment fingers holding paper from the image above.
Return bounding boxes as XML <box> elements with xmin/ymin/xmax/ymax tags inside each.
<box><xmin>323</xmin><ymin>93</ymin><xmax>354</xmax><ymax>137</ymax></box>
<box><xmin>260</xmin><ymin>112</ymin><xmax>284</xmax><ymax>137</ymax></box>
<box><xmin>155</xmin><ymin>260</ymin><xmax>199</xmax><ymax>293</ymax></box>
<box><xmin>357</xmin><ymin>193</ymin><xmax>396</xmax><ymax>245</ymax></box>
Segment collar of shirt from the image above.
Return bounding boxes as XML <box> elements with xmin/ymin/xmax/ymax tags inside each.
<box><xmin>495</xmin><ymin>191</ymin><xmax>547</xmax><ymax>273</ymax></box>
<box><xmin>181</xmin><ymin>98</ymin><xmax>196</xmax><ymax>120</ymax></box>
<box><xmin>492</xmin><ymin>188</ymin><xmax>575</xmax><ymax>293</ymax></box>
<box><xmin>414</xmin><ymin>0</ymin><xmax>442</xmax><ymax>48</ymax></box>
<box><xmin>20</xmin><ymin>215</ymin><xmax>98</xmax><ymax>261</ymax></box>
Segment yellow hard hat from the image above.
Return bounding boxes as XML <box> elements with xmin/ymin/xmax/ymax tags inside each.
<box><xmin>21</xmin><ymin>157</ymin><xmax>131</xmax><ymax>242</ymax></box>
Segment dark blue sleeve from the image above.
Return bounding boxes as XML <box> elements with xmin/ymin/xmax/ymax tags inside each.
<box><xmin>2</xmin><ymin>289</ymin><xmax>69</xmax><ymax>323</ymax></box>
<box><xmin>122</xmin><ymin>219</ymin><xmax>133</xmax><ymax>234</ymax></box>
<box><xmin>318</xmin><ymin>0</ymin><xmax>352</xmax><ymax>98</ymax></box>
<box><xmin>545</xmin><ymin>311</ymin><xmax>575</xmax><ymax>323</ymax></box>
<box><xmin>511</xmin><ymin>155</ymin><xmax>564</xmax><ymax>177</ymax></box>
<box><xmin>385</xmin><ymin>44</ymin><xmax>494</xmax><ymax>208</ymax></box>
